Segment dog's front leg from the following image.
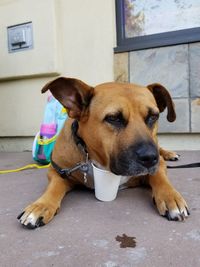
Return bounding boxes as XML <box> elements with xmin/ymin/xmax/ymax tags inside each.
<box><xmin>148</xmin><ymin>156</ymin><xmax>189</xmax><ymax>221</ymax></box>
<box><xmin>18</xmin><ymin>166</ymin><xmax>73</xmax><ymax>229</ymax></box>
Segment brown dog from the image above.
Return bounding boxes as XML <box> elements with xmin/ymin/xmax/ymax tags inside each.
<box><xmin>18</xmin><ymin>77</ymin><xmax>189</xmax><ymax>228</ymax></box>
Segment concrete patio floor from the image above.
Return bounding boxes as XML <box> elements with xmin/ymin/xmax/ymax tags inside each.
<box><xmin>0</xmin><ymin>151</ymin><xmax>200</xmax><ymax>267</ymax></box>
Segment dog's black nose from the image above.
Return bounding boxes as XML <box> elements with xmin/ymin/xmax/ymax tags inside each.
<box><xmin>136</xmin><ymin>143</ymin><xmax>158</xmax><ymax>168</ymax></box>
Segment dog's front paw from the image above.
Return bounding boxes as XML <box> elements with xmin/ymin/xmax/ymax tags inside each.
<box><xmin>159</xmin><ymin>148</ymin><xmax>180</xmax><ymax>161</ymax></box>
<box><xmin>17</xmin><ymin>202</ymin><xmax>58</xmax><ymax>229</ymax></box>
<box><xmin>153</xmin><ymin>187</ymin><xmax>190</xmax><ymax>221</ymax></box>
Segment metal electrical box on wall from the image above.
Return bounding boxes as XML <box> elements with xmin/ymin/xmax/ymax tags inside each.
<box><xmin>0</xmin><ymin>0</ymin><xmax>60</xmax><ymax>80</ymax></box>
<box><xmin>7</xmin><ymin>22</ymin><xmax>33</xmax><ymax>53</ymax></box>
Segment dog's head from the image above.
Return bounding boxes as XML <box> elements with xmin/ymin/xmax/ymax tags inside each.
<box><xmin>42</xmin><ymin>77</ymin><xmax>175</xmax><ymax>176</ymax></box>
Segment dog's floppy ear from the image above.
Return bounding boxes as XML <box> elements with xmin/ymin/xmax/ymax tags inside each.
<box><xmin>41</xmin><ymin>77</ymin><xmax>94</xmax><ymax>119</ymax></box>
<box><xmin>147</xmin><ymin>83</ymin><xmax>176</xmax><ymax>122</ymax></box>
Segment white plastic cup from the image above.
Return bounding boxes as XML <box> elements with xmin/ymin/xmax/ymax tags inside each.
<box><xmin>92</xmin><ymin>163</ymin><xmax>121</xmax><ymax>201</ymax></box>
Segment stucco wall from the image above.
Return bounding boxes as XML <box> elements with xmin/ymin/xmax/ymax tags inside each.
<box><xmin>0</xmin><ymin>0</ymin><xmax>115</xmax><ymax>141</ymax></box>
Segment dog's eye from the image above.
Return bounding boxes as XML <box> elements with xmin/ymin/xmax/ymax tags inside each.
<box><xmin>145</xmin><ymin>113</ymin><xmax>159</xmax><ymax>128</ymax></box>
<box><xmin>104</xmin><ymin>113</ymin><xmax>127</xmax><ymax>128</ymax></box>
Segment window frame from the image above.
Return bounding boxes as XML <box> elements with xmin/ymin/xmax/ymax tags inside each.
<box><xmin>115</xmin><ymin>0</ymin><xmax>200</xmax><ymax>53</ymax></box>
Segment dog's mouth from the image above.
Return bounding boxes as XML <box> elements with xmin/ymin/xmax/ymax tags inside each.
<box><xmin>110</xmin><ymin>142</ymin><xmax>159</xmax><ymax>177</ymax></box>
<box><xmin>110</xmin><ymin>160</ymin><xmax>159</xmax><ymax>177</ymax></box>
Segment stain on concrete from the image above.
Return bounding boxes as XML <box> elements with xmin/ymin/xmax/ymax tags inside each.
<box><xmin>116</xmin><ymin>234</ymin><xmax>136</xmax><ymax>248</ymax></box>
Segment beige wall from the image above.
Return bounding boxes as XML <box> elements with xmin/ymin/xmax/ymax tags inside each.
<box><xmin>0</xmin><ymin>0</ymin><xmax>60</xmax><ymax>79</ymax></box>
<box><xmin>0</xmin><ymin>0</ymin><xmax>116</xmax><ymax>142</ymax></box>
<box><xmin>59</xmin><ymin>0</ymin><xmax>116</xmax><ymax>84</ymax></box>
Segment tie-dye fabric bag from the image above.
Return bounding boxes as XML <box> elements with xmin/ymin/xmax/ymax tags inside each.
<box><xmin>32</xmin><ymin>93</ymin><xmax>68</xmax><ymax>164</ymax></box>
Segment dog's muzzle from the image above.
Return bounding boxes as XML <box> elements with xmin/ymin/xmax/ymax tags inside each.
<box><xmin>110</xmin><ymin>141</ymin><xmax>159</xmax><ymax>176</ymax></box>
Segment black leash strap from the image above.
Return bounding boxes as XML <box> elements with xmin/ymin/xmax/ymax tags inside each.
<box><xmin>167</xmin><ymin>162</ymin><xmax>200</xmax><ymax>169</ymax></box>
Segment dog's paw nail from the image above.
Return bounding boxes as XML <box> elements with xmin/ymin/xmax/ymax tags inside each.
<box><xmin>163</xmin><ymin>210</ymin><xmax>179</xmax><ymax>221</ymax></box>
<box><xmin>169</xmin><ymin>154</ymin><xmax>180</xmax><ymax>161</ymax></box>
<box><xmin>186</xmin><ymin>207</ymin><xmax>190</xmax><ymax>216</ymax></box>
<box><xmin>17</xmin><ymin>211</ymin><xmax>25</xmax><ymax>220</ymax></box>
<box><xmin>35</xmin><ymin>216</ymin><xmax>45</xmax><ymax>228</ymax></box>
<box><xmin>20</xmin><ymin>216</ymin><xmax>45</xmax><ymax>230</ymax></box>
<box><xmin>175</xmin><ymin>154</ymin><xmax>180</xmax><ymax>160</ymax></box>
<box><xmin>54</xmin><ymin>209</ymin><xmax>58</xmax><ymax>216</ymax></box>
<box><xmin>24</xmin><ymin>222</ymin><xmax>38</xmax><ymax>230</ymax></box>
<box><xmin>18</xmin><ymin>211</ymin><xmax>40</xmax><ymax>229</ymax></box>
<box><xmin>164</xmin><ymin>210</ymin><xmax>172</xmax><ymax>221</ymax></box>
<box><xmin>163</xmin><ymin>208</ymin><xmax>189</xmax><ymax>221</ymax></box>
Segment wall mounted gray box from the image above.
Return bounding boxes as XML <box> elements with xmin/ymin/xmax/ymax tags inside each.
<box><xmin>7</xmin><ymin>22</ymin><xmax>33</xmax><ymax>53</ymax></box>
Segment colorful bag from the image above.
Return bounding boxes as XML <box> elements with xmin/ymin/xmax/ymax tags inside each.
<box><xmin>32</xmin><ymin>93</ymin><xmax>68</xmax><ymax>164</ymax></box>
